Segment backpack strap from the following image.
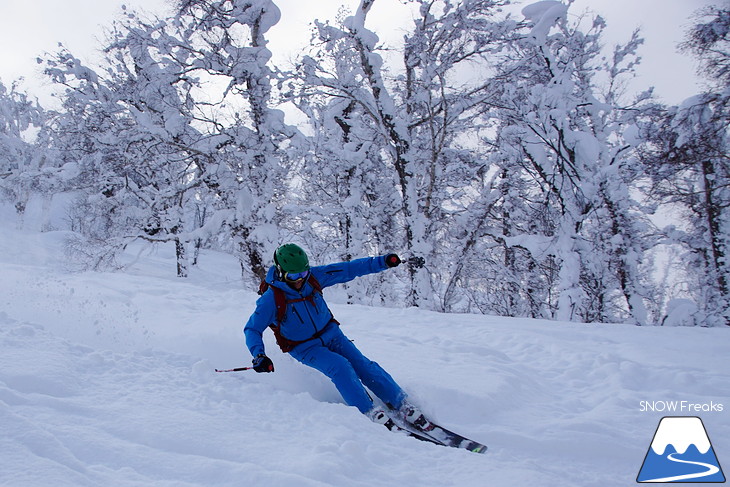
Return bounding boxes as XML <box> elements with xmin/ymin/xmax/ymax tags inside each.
<box><xmin>308</xmin><ymin>273</ymin><xmax>323</xmax><ymax>293</ymax></box>
<box><xmin>271</xmin><ymin>286</ymin><xmax>288</xmax><ymax>324</ymax></box>
<box><xmin>257</xmin><ymin>280</ymin><xmax>269</xmax><ymax>296</ymax></box>
<box><xmin>260</xmin><ymin>280</ymin><xmax>289</xmax><ymax>326</ymax></box>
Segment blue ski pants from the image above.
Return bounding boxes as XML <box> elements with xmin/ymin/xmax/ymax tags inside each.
<box><xmin>288</xmin><ymin>324</ymin><xmax>406</xmax><ymax>414</ymax></box>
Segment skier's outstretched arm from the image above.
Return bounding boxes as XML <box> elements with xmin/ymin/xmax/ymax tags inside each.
<box><xmin>313</xmin><ymin>254</ymin><xmax>400</xmax><ymax>288</ymax></box>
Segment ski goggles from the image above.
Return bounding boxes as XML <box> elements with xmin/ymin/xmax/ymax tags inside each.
<box><xmin>285</xmin><ymin>270</ymin><xmax>310</xmax><ymax>281</ymax></box>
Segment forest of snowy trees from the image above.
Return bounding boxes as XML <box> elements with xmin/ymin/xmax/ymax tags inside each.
<box><xmin>0</xmin><ymin>0</ymin><xmax>728</xmax><ymax>327</ymax></box>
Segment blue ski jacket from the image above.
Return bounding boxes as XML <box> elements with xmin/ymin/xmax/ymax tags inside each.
<box><xmin>244</xmin><ymin>255</ymin><xmax>391</xmax><ymax>358</ymax></box>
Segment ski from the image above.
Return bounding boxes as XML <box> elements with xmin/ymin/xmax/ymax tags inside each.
<box><xmin>394</xmin><ymin>415</ymin><xmax>488</xmax><ymax>454</ymax></box>
<box><xmin>384</xmin><ymin>419</ymin><xmax>445</xmax><ymax>447</ymax></box>
<box><xmin>416</xmin><ymin>421</ymin><xmax>488</xmax><ymax>454</ymax></box>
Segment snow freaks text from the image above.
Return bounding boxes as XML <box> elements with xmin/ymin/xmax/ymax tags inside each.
<box><xmin>639</xmin><ymin>401</ymin><xmax>724</xmax><ymax>413</ymax></box>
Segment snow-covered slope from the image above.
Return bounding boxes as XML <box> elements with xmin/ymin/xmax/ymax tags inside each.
<box><xmin>1</xmin><ymin>227</ymin><xmax>728</xmax><ymax>486</ymax></box>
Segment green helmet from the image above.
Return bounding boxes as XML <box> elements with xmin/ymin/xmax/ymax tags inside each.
<box><xmin>274</xmin><ymin>244</ymin><xmax>310</xmax><ymax>274</ymax></box>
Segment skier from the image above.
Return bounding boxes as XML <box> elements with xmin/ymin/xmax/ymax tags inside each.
<box><xmin>244</xmin><ymin>243</ymin><xmax>428</xmax><ymax>429</ymax></box>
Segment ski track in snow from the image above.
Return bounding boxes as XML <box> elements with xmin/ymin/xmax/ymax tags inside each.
<box><xmin>1</xmin><ymin>227</ymin><xmax>729</xmax><ymax>486</ymax></box>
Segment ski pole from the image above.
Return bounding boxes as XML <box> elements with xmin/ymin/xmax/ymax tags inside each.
<box><xmin>215</xmin><ymin>366</ymin><xmax>254</xmax><ymax>373</ymax></box>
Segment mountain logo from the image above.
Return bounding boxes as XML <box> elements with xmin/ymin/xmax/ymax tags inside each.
<box><xmin>637</xmin><ymin>416</ymin><xmax>725</xmax><ymax>483</ymax></box>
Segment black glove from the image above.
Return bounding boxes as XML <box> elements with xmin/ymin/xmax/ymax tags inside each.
<box><xmin>385</xmin><ymin>254</ymin><xmax>401</xmax><ymax>268</ymax></box>
<box><xmin>252</xmin><ymin>354</ymin><xmax>274</xmax><ymax>373</ymax></box>
<box><xmin>407</xmin><ymin>256</ymin><xmax>425</xmax><ymax>269</ymax></box>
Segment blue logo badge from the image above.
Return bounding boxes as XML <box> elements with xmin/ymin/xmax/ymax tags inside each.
<box><xmin>637</xmin><ymin>416</ymin><xmax>725</xmax><ymax>483</ymax></box>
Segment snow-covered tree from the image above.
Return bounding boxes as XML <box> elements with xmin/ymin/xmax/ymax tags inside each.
<box><xmin>485</xmin><ymin>1</ymin><xmax>656</xmax><ymax>323</ymax></box>
<box><xmin>0</xmin><ymin>81</ymin><xmax>40</xmax><ymax>178</ymax></box>
<box><xmin>0</xmin><ymin>81</ymin><xmax>53</xmax><ymax>228</ymax></box>
<box><xmin>638</xmin><ymin>4</ymin><xmax>730</xmax><ymax>326</ymax></box>
<box><xmin>175</xmin><ymin>0</ymin><xmax>299</xmax><ymax>281</ymax></box>
<box><xmin>285</xmin><ymin>0</ymin><xmax>515</xmax><ymax>308</ymax></box>
<box><xmin>43</xmin><ymin>1</ymin><xmax>297</xmax><ymax>281</ymax></box>
<box><xmin>43</xmin><ymin>26</ymin><xmax>206</xmax><ymax>275</ymax></box>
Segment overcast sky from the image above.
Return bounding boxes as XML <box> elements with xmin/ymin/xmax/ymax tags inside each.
<box><xmin>0</xmin><ymin>0</ymin><xmax>719</xmax><ymax>106</ymax></box>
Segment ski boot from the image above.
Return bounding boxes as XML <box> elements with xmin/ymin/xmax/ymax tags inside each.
<box><xmin>399</xmin><ymin>401</ymin><xmax>435</xmax><ymax>432</ymax></box>
<box><xmin>367</xmin><ymin>406</ymin><xmax>398</xmax><ymax>431</ymax></box>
